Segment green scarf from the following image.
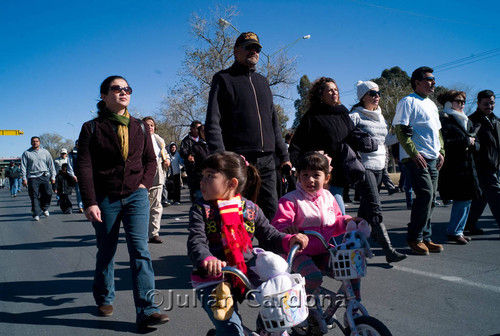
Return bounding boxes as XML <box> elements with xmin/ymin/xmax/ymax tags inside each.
<box><xmin>105</xmin><ymin>108</ymin><xmax>130</xmax><ymax>160</ymax></box>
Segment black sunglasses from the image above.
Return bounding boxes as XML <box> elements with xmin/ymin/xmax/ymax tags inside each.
<box><xmin>109</xmin><ymin>85</ymin><xmax>133</xmax><ymax>95</ymax></box>
<box><xmin>423</xmin><ymin>76</ymin><xmax>436</xmax><ymax>82</ymax></box>
<box><xmin>368</xmin><ymin>90</ymin><xmax>381</xmax><ymax>97</ymax></box>
<box><xmin>243</xmin><ymin>44</ymin><xmax>262</xmax><ymax>53</ymax></box>
<box><xmin>453</xmin><ymin>99</ymin><xmax>465</xmax><ymax>105</ymax></box>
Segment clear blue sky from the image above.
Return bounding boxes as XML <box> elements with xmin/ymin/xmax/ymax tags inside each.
<box><xmin>1</xmin><ymin>0</ymin><xmax>499</xmax><ymax>157</ymax></box>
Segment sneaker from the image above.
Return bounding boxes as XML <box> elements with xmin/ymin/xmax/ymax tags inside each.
<box><xmin>33</xmin><ymin>216</ymin><xmax>40</xmax><ymax>221</ymax></box>
<box><xmin>43</xmin><ymin>210</ymin><xmax>50</xmax><ymax>217</ymax></box>
<box><xmin>98</xmin><ymin>304</ymin><xmax>114</xmax><ymax>317</ymax></box>
<box><xmin>424</xmin><ymin>240</ymin><xmax>444</xmax><ymax>253</ymax></box>
<box><xmin>462</xmin><ymin>235</ymin><xmax>472</xmax><ymax>242</ymax></box>
<box><xmin>407</xmin><ymin>241</ymin><xmax>429</xmax><ymax>255</ymax></box>
<box><xmin>78</xmin><ymin>208</ymin><xmax>84</xmax><ymax>213</ymax></box>
<box><xmin>174</xmin><ymin>202</ymin><xmax>181</xmax><ymax>205</ymax></box>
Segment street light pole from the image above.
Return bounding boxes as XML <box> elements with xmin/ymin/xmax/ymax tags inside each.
<box><xmin>67</xmin><ymin>122</ymin><xmax>75</xmax><ymax>141</ymax></box>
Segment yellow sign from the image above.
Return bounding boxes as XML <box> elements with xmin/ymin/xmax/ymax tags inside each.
<box><xmin>0</xmin><ymin>130</ymin><xmax>24</xmax><ymax>136</ymax></box>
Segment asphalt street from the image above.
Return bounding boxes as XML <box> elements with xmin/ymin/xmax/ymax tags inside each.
<box><xmin>1</xmin><ymin>186</ymin><xmax>499</xmax><ymax>336</ymax></box>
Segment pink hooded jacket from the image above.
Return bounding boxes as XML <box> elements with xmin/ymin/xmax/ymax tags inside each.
<box><xmin>271</xmin><ymin>183</ymin><xmax>351</xmax><ymax>255</ymax></box>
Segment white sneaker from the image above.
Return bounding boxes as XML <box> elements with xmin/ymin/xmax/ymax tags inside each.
<box><xmin>43</xmin><ymin>211</ymin><xmax>50</xmax><ymax>217</ymax></box>
<box><xmin>33</xmin><ymin>216</ymin><xmax>40</xmax><ymax>221</ymax></box>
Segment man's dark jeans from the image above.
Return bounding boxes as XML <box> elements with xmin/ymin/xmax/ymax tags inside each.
<box><xmin>404</xmin><ymin>158</ymin><xmax>439</xmax><ymax>242</ymax></box>
<box><xmin>246</xmin><ymin>153</ymin><xmax>278</xmax><ymax>221</ymax></box>
<box><xmin>27</xmin><ymin>175</ymin><xmax>52</xmax><ymax>217</ymax></box>
<box><xmin>466</xmin><ymin>168</ymin><xmax>500</xmax><ymax>229</ymax></box>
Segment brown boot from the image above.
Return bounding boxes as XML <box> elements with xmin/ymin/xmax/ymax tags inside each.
<box><xmin>424</xmin><ymin>241</ymin><xmax>444</xmax><ymax>253</ymax></box>
<box><xmin>407</xmin><ymin>241</ymin><xmax>429</xmax><ymax>255</ymax></box>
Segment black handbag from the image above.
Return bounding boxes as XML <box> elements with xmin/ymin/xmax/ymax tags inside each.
<box><xmin>339</xmin><ymin>142</ymin><xmax>365</xmax><ymax>185</ymax></box>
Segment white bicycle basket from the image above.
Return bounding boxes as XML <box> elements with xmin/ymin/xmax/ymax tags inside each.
<box><xmin>331</xmin><ymin>248</ymin><xmax>367</xmax><ymax>280</ymax></box>
<box><xmin>258</xmin><ymin>273</ymin><xmax>309</xmax><ymax>332</ymax></box>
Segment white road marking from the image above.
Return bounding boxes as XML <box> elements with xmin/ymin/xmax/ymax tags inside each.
<box><xmin>393</xmin><ymin>265</ymin><xmax>500</xmax><ymax>294</ymax></box>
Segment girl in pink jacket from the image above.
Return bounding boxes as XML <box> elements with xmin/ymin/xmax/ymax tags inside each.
<box><xmin>272</xmin><ymin>151</ymin><xmax>358</xmax><ymax>296</ymax></box>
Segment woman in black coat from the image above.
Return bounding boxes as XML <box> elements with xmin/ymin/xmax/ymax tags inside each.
<box><xmin>437</xmin><ymin>90</ymin><xmax>481</xmax><ymax>244</ymax></box>
<box><xmin>289</xmin><ymin>77</ymin><xmax>376</xmax><ymax>215</ymax></box>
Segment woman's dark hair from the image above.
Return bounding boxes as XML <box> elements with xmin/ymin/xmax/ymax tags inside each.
<box><xmin>437</xmin><ymin>90</ymin><xmax>466</xmax><ymax>107</ymax></box>
<box><xmin>201</xmin><ymin>151</ymin><xmax>261</xmax><ymax>202</ymax></box>
<box><xmin>410</xmin><ymin>66</ymin><xmax>433</xmax><ymax>91</ymax></box>
<box><xmin>142</xmin><ymin>116</ymin><xmax>156</xmax><ymax>132</ymax></box>
<box><xmin>296</xmin><ymin>151</ymin><xmax>330</xmax><ymax>176</ymax></box>
<box><xmin>308</xmin><ymin>77</ymin><xmax>341</xmax><ymax>107</ymax></box>
<box><xmin>96</xmin><ymin>75</ymin><xmax>128</xmax><ymax>114</ymax></box>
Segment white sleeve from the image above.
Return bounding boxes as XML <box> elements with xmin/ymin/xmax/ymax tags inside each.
<box><xmin>392</xmin><ymin>97</ymin><xmax>412</xmax><ymax>126</ymax></box>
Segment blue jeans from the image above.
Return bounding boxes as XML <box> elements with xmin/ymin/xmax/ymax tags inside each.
<box><xmin>9</xmin><ymin>177</ymin><xmax>19</xmax><ymax>196</ymax></box>
<box><xmin>27</xmin><ymin>175</ymin><xmax>53</xmax><ymax>217</ymax></box>
<box><xmin>329</xmin><ymin>185</ymin><xmax>345</xmax><ymax>215</ymax></box>
<box><xmin>197</xmin><ymin>284</ymin><xmax>244</xmax><ymax>336</ymax></box>
<box><xmin>447</xmin><ymin>200</ymin><xmax>471</xmax><ymax>236</ymax></box>
<box><xmin>399</xmin><ymin>162</ymin><xmax>413</xmax><ymax>208</ymax></box>
<box><xmin>92</xmin><ymin>188</ymin><xmax>159</xmax><ymax>322</ymax></box>
<box><xmin>404</xmin><ymin>158</ymin><xmax>439</xmax><ymax>242</ymax></box>
<box><xmin>74</xmin><ymin>182</ymin><xmax>83</xmax><ymax>209</ymax></box>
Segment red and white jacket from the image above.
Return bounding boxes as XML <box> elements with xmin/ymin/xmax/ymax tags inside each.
<box><xmin>271</xmin><ymin>183</ymin><xmax>351</xmax><ymax>255</ymax></box>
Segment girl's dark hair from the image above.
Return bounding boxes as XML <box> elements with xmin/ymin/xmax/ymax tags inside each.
<box><xmin>142</xmin><ymin>116</ymin><xmax>156</xmax><ymax>132</ymax></box>
<box><xmin>308</xmin><ymin>77</ymin><xmax>341</xmax><ymax>107</ymax></box>
<box><xmin>437</xmin><ymin>90</ymin><xmax>466</xmax><ymax>107</ymax></box>
<box><xmin>201</xmin><ymin>151</ymin><xmax>261</xmax><ymax>202</ymax></box>
<box><xmin>296</xmin><ymin>151</ymin><xmax>330</xmax><ymax>176</ymax></box>
<box><xmin>96</xmin><ymin>75</ymin><xmax>128</xmax><ymax>114</ymax></box>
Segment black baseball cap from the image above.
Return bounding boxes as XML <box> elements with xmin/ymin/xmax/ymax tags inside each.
<box><xmin>234</xmin><ymin>32</ymin><xmax>262</xmax><ymax>49</ymax></box>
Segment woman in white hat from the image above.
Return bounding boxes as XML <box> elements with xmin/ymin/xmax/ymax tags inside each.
<box><xmin>350</xmin><ymin>80</ymin><xmax>407</xmax><ymax>263</ymax></box>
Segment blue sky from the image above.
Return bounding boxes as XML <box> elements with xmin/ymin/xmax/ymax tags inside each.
<box><xmin>1</xmin><ymin>0</ymin><xmax>499</xmax><ymax>157</ymax></box>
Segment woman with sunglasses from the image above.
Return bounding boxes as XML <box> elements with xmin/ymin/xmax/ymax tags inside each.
<box><xmin>76</xmin><ymin>76</ymin><xmax>169</xmax><ymax>330</ymax></box>
<box><xmin>349</xmin><ymin>81</ymin><xmax>407</xmax><ymax>263</ymax></box>
<box><xmin>437</xmin><ymin>90</ymin><xmax>480</xmax><ymax>244</ymax></box>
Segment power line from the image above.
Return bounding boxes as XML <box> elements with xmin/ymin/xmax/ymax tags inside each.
<box><xmin>434</xmin><ymin>47</ymin><xmax>500</xmax><ymax>71</ymax></box>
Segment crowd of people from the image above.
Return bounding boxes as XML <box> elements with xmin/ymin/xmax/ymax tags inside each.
<box><xmin>5</xmin><ymin>31</ymin><xmax>498</xmax><ymax>333</ymax></box>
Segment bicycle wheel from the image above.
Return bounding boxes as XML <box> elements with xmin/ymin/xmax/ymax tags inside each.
<box><xmin>344</xmin><ymin>316</ymin><xmax>392</xmax><ymax>336</ymax></box>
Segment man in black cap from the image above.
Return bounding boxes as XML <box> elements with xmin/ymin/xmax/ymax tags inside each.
<box><xmin>205</xmin><ymin>32</ymin><xmax>291</xmax><ymax>220</ymax></box>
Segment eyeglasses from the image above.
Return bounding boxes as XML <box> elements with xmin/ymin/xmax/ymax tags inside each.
<box><xmin>453</xmin><ymin>99</ymin><xmax>465</xmax><ymax>105</ymax></box>
<box><xmin>422</xmin><ymin>76</ymin><xmax>436</xmax><ymax>82</ymax></box>
<box><xmin>368</xmin><ymin>90</ymin><xmax>381</xmax><ymax>97</ymax></box>
<box><xmin>109</xmin><ymin>85</ymin><xmax>133</xmax><ymax>95</ymax></box>
<box><xmin>243</xmin><ymin>44</ymin><xmax>262</xmax><ymax>53</ymax></box>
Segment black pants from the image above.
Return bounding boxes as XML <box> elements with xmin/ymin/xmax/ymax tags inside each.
<box><xmin>167</xmin><ymin>174</ymin><xmax>182</xmax><ymax>203</ymax></box>
<box><xmin>59</xmin><ymin>194</ymin><xmax>73</xmax><ymax>213</ymax></box>
<box><xmin>466</xmin><ymin>168</ymin><xmax>500</xmax><ymax>229</ymax></box>
<box><xmin>246</xmin><ymin>154</ymin><xmax>278</xmax><ymax>221</ymax></box>
<box><xmin>28</xmin><ymin>175</ymin><xmax>52</xmax><ymax>217</ymax></box>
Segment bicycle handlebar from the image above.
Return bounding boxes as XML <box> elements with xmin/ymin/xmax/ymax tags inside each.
<box><xmin>302</xmin><ymin>230</ymin><xmax>332</xmax><ymax>250</ymax></box>
<box><xmin>221</xmin><ymin>242</ymin><xmax>303</xmax><ymax>290</ymax></box>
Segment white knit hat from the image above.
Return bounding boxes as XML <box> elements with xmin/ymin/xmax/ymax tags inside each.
<box><xmin>356</xmin><ymin>80</ymin><xmax>378</xmax><ymax>100</ymax></box>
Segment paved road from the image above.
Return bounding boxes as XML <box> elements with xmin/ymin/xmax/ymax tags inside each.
<box><xmin>1</xmin><ymin>187</ymin><xmax>499</xmax><ymax>335</ymax></box>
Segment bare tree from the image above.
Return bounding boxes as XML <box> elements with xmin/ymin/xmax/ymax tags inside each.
<box><xmin>159</xmin><ymin>4</ymin><xmax>298</xmax><ymax>139</ymax></box>
<box><xmin>39</xmin><ymin>133</ymin><xmax>74</xmax><ymax>159</ymax></box>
